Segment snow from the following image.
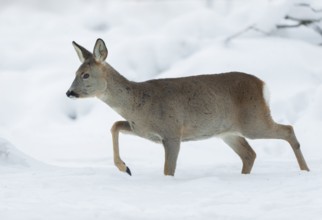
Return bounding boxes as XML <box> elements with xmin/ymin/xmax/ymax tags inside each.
<box><xmin>1</xmin><ymin>0</ymin><xmax>322</xmax><ymax>219</ymax></box>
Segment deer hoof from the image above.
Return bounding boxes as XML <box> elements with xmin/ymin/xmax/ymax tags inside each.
<box><xmin>126</xmin><ymin>167</ymin><xmax>132</xmax><ymax>176</ymax></box>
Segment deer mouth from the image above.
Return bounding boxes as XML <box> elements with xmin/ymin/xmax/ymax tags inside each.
<box><xmin>66</xmin><ymin>90</ymin><xmax>80</xmax><ymax>99</ymax></box>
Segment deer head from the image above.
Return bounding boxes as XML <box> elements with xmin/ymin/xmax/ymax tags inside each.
<box><xmin>66</xmin><ymin>39</ymin><xmax>108</xmax><ymax>99</ymax></box>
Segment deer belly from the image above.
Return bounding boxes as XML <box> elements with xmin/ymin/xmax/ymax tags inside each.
<box><xmin>181</xmin><ymin>125</ymin><xmax>218</xmax><ymax>141</ymax></box>
<box><xmin>180</xmin><ymin>118</ymin><xmax>233</xmax><ymax>141</ymax></box>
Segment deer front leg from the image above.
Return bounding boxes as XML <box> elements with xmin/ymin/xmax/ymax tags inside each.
<box><xmin>111</xmin><ymin>121</ymin><xmax>132</xmax><ymax>176</ymax></box>
<box><xmin>162</xmin><ymin>138</ymin><xmax>181</xmax><ymax>176</ymax></box>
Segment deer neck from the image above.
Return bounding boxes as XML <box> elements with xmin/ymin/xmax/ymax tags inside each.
<box><xmin>97</xmin><ymin>63</ymin><xmax>137</xmax><ymax>118</ymax></box>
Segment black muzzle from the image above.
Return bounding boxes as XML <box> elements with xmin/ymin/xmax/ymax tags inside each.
<box><xmin>66</xmin><ymin>90</ymin><xmax>79</xmax><ymax>98</ymax></box>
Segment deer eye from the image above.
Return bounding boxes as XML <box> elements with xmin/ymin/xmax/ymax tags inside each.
<box><xmin>82</xmin><ymin>73</ymin><xmax>90</xmax><ymax>79</ymax></box>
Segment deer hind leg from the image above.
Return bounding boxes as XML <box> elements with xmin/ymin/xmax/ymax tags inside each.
<box><xmin>223</xmin><ymin>135</ymin><xmax>257</xmax><ymax>174</ymax></box>
<box><xmin>278</xmin><ymin>124</ymin><xmax>309</xmax><ymax>171</ymax></box>
<box><xmin>162</xmin><ymin>138</ymin><xmax>181</xmax><ymax>176</ymax></box>
<box><xmin>111</xmin><ymin>121</ymin><xmax>132</xmax><ymax>176</ymax></box>
<box><xmin>244</xmin><ymin>123</ymin><xmax>310</xmax><ymax>171</ymax></box>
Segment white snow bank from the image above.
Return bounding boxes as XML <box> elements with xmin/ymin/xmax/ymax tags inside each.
<box><xmin>0</xmin><ymin>137</ymin><xmax>43</xmax><ymax>167</ymax></box>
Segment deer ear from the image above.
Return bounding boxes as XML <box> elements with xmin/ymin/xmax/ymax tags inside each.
<box><xmin>72</xmin><ymin>41</ymin><xmax>92</xmax><ymax>63</ymax></box>
<box><xmin>93</xmin><ymin>38</ymin><xmax>108</xmax><ymax>63</ymax></box>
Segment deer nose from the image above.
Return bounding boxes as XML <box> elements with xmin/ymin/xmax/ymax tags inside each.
<box><xmin>66</xmin><ymin>90</ymin><xmax>79</xmax><ymax>98</ymax></box>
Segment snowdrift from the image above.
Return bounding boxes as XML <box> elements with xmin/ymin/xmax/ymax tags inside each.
<box><xmin>0</xmin><ymin>138</ymin><xmax>44</xmax><ymax>167</ymax></box>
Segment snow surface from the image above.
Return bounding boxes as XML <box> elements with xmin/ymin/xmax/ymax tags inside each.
<box><xmin>1</xmin><ymin>0</ymin><xmax>322</xmax><ymax>219</ymax></box>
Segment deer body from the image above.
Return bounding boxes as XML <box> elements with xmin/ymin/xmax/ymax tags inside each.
<box><xmin>67</xmin><ymin>39</ymin><xmax>310</xmax><ymax>176</ymax></box>
<box><xmin>104</xmin><ymin>71</ymin><xmax>265</xmax><ymax>142</ymax></box>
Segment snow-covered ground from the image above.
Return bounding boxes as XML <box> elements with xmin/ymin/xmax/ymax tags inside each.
<box><xmin>1</xmin><ymin>0</ymin><xmax>322</xmax><ymax>219</ymax></box>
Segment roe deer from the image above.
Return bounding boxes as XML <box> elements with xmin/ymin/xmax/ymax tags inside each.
<box><xmin>66</xmin><ymin>38</ymin><xmax>310</xmax><ymax>176</ymax></box>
